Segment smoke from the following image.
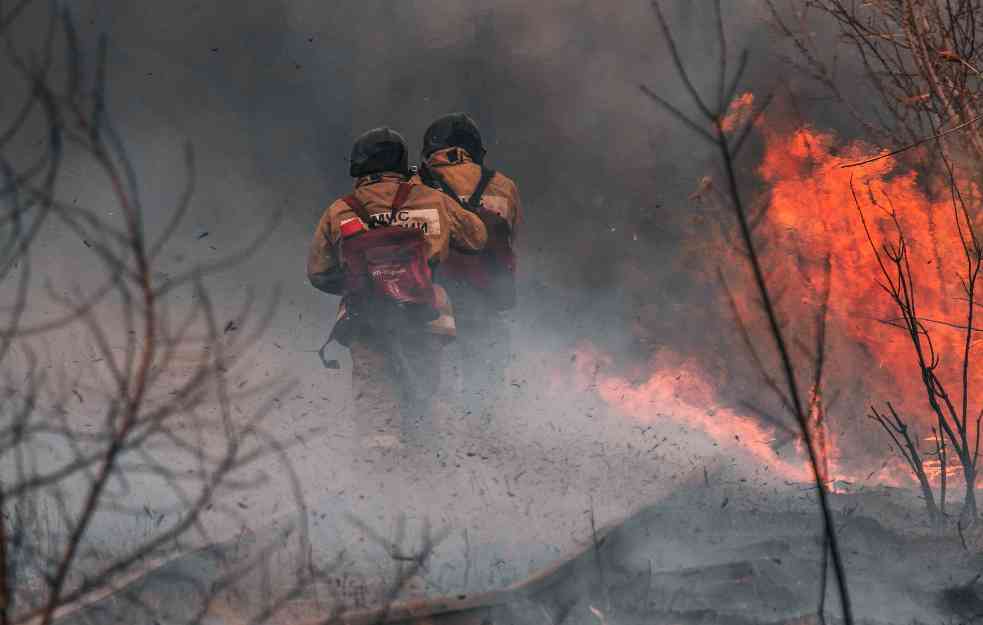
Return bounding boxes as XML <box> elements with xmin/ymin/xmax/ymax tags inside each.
<box><xmin>5</xmin><ymin>0</ymin><xmax>791</xmax><ymax>416</ymax></box>
<box><xmin>5</xmin><ymin>0</ymin><xmax>920</xmax><ymax>609</ymax></box>
<box><xmin>83</xmin><ymin>0</ymin><xmax>777</xmax><ymax>292</ymax></box>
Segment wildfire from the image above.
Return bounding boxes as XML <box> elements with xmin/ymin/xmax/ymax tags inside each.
<box><xmin>573</xmin><ymin>344</ymin><xmax>812</xmax><ymax>483</ymax></box>
<box><xmin>752</xmin><ymin>111</ymin><xmax>982</xmax><ymax>471</ymax></box>
<box><xmin>571</xmin><ymin>92</ymin><xmax>983</xmax><ymax>490</ymax></box>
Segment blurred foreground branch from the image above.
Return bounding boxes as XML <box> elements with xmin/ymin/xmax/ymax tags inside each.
<box><xmin>0</xmin><ymin>3</ymin><xmax>311</xmax><ymax>623</ymax></box>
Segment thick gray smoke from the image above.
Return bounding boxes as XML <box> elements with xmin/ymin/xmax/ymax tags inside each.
<box><xmin>5</xmin><ymin>0</ymin><xmax>787</xmax><ymax>539</ymax></box>
<box><xmin>30</xmin><ymin>0</ymin><xmax>799</xmax><ymax>431</ymax></box>
<box><xmin>80</xmin><ymin>0</ymin><xmax>780</xmax><ymax>334</ymax></box>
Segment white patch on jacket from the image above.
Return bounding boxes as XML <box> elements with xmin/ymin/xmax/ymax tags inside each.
<box><xmin>368</xmin><ymin>208</ymin><xmax>441</xmax><ymax>235</ymax></box>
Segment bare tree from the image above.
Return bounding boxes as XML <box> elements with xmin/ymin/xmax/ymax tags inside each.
<box><xmin>766</xmin><ymin>0</ymin><xmax>983</xmax><ymax>529</ymax></box>
<box><xmin>640</xmin><ymin>2</ymin><xmax>854</xmax><ymax>624</ymax></box>
<box><xmin>869</xmin><ymin>402</ymin><xmax>942</xmax><ymax>522</ymax></box>
<box><xmin>767</xmin><ymin>0</ymin><xmax>983</xmax><ymax>165</ymax></box>
<box><xmin>0</xmin><ymin>3</ymin><xmax>314</xmax><ymax>623</ymax></box>
<box><xmin>853</xmin><ymin>166</ymin><xmax>983</xmax><ymax>522</ymax></box>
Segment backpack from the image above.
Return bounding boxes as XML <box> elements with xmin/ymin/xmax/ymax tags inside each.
<box><xmin>421</xmin><ymin>165</ymin><xmax>516</xmax><ymax>311</ymax></box>
<box><xmin>338</xmin><ymin>182</ymin><xmax>439</xmax><ymax>322</ymax></box>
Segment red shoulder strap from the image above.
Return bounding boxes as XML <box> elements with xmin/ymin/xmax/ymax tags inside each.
<box><xmin>342</xmin><ymin>182</ymin><xmax>414</xmax><ymax>227</ymax></box>
<box><xmin>390</xmin><ymin>182</ymin><xmax>413</xmax><ymax>217</ymax></box>
<box><xmin>341</xmin><ymin>194</ymin><xmax>373</xmax><ymax>225</ymax></box>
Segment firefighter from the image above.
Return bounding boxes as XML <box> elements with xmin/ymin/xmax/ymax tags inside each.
<box><xmin>307</xmin><ymin>127</ymin><xmax>487</xmax><ymax>453</ymax></box>
<box><xmin>417</xmin><ymin>113</ymin><xmax>522</xmax><ymax>429</ymax></box>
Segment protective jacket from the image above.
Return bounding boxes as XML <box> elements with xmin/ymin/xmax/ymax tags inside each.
<box><xmin>307</xmin><ymin>172</ymin><xmax>487</xmax><ymax>342</ymax></box>
<box><xmin>419</xmin><ymin>147</ymin><xmax>521</xmax><ymax>309</ymax></box>
<box><xmin>421</xmin><ymin>147</ymin><xmax>520</xmax><ymax>231</ymax></box>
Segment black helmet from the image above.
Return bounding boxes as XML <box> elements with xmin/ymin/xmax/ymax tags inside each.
<box><xmin>422</xmin><ymin>113</ymin><xmax>486</xmax><ymax>164</ymax></box>
<box><xmin>349</xmin><ymin>127</ymin><xmax>409</xmax><ymax>178</ymax></box>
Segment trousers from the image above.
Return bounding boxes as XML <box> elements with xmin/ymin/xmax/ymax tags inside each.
<box><xmin>347</xmin><ymin>314</ymin><xmax>442</xmax><ymax>446</ymax></box>
<box><xmin>440</xmin><ymin>280</ymin><xmax>510</xmax><ymax>423</ymax></box>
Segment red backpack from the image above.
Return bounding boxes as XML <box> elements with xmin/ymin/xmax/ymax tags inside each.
<box><xmin>339</xmin><ymin>182</ymin><xmax>439</xmax><ymax>321</ymax></box>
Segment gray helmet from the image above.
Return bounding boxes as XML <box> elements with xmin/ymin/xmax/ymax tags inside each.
<box><xmin>421</xmin><ymin>113</ymin><xmax>486</xmax><ymax>164</ymax></box>
<box><xmin>349</xmin><ymin>127</ymin><xmax>409</xmax><ymax>177</ymax></box>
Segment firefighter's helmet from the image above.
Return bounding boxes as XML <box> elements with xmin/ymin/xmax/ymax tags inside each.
<box><xmin>422</xmin><ymin>113</ymin><xmax>486</xmax><ymax>164</ymax></box>
<box><xmin>349</xmin><ymin>127</ymin><xmax>409</xmax><ymax>178</ymax></box>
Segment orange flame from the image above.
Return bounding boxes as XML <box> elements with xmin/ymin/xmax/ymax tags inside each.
<box><xmin>721</xmin><ymin>92</ymin><xmax>754</xmax><ymax>133</ymax></box>
<box><xmin>573</xmin><ymin>343</ymin><xmax>812</xmax><ymax>482</ymax></box>
<box><xmin>571</xmin><ymin>92</ymin><xmax>983</xmax><ymax>490</ymax></box>
<box><xmin>754</xmin><ymin>115</ymin><xmax>981</xmax><ymax>432</ymax></box>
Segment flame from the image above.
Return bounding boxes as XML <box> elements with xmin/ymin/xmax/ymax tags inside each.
<box><xmin>751</xmin><ymin>113</ymin><xmax>982</xmax><ymax>461</ymax></box>
<box><xmin>806</xmin><ymin>386</ymin><xmax>833</xmax><ymax>486</ymax></box>
<box><xmin>721</xmin><ymin>92</ymin><xmax>754</xmax><ymax>133</ymax></box>
<box><xmin>735</xmin><ymin>97</ymin><xmax>982</xmax><ymax>487</ymax></box>
<box><xmin>574</xmin><ymin>343</ymin><xmax>812</xmax><ymax>482</ymax></box>
<box><xmin>569</xmin><ymin>92</ymin><xmax>983</xmax><ymax>491</ymax></box>
<box><xmin>570</xmin><ymin>341</ymin><xmax>922</xmax><ymax>488</ymax></box>
<box><xmin>922</xmin><ymin>432</ymin><xmax>959</xmax><ymax>479</ymax></box>
<box><xmin>754</xmin><ymin>121</ymin><xmax>982</xmax><ymax>400</ymax></box>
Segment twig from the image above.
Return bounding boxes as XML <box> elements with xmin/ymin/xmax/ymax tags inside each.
<box><xmin>644</xmin><ymin>3</ymin><xmax>854</xmax><ymax>623</ymax></box>
<box><xmin>840</xmin><ymin>111</ymin><xmax>983</xmax><ymax>168</ymax></box>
